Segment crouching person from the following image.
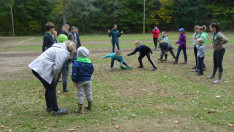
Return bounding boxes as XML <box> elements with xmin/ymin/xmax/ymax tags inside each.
<box><xmin>72</xmin><ymin>47</ymin><xmax>94</xmax><ymax>114</ymax></box>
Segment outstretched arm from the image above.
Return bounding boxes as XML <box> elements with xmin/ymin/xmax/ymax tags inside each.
<box><xmin>127</xmin><ymin>48</ymin><xmax>138</xmax><ymax>56</ymax></box>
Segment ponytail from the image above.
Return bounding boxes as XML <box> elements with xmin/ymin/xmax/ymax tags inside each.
<box><xmin>210</xmin><ymin>22</ymin><xmax>221</xmax><ymax>33</ymax></box>
<box><xmin>199</xmin><ymin>25</ymin><xmax>206</xmax><ymax>31</ymax></box>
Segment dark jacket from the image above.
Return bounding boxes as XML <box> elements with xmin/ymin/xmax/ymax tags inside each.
<box><xmin>76</xmin><ymin>33</ymin><xmax>81</xmax><ymax>48</ymax></box>
<box><xmin>108</xmin><ymin>29</ymin><xmax>122</xmax><ymax>43</ymax></box>
<box><xmin>42</xmin><ymin>32</ymin><xmax>54</xmax><ymax>52</ymax></box>
<box><xmin>127</xmin><ymin>45</ymin><xmax>153</xmax><ymax>56</ymax></box>
<box><xmin>60</xmin><ymin>30</ymin><xmax>69</xmax><ymax>37</ymax></box>
<box><xmin>159</xmin><ymin>42</ymin><xmax>169</xmax><ymax>52</ymax></box>
<box><xmin>72</xmin><ymin>61</ymin><xmax>94</xmax><ymax>83</ymax></box>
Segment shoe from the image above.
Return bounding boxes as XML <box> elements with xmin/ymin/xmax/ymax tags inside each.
<box><xmin>63</xmin><ymin>89</ymin><xmax>70</xmax><ymax>92</ymax></box>
<box><xmin>152</xmin><ymin>67</ymin><xmax>157</xmax><ymax>71</ymax></box>
<box><xmin>183</xmin><ymin>62</ymin><xmax>187</xmax><ymax>64</ymax></box>
<box><xmin>203</xmin><ymin>68</ymin><xmax>206</xmax><ymax>71</ymax></box>
<box><xmin>207</xmin><ymin>75</ymin><xmax>215</xmax><ymax>79</ymax></box>
<box><xmin>197</xmin><ymin>72</ymin><xmax>203</xmax><ymax>76</ymax></box>
<box><xmin>53</xmin><ymin>107</ymin><xmax>68</xmax><ymax>115</ymax></box>
<box><xmin>163</xmin><ymin>59</ymin><xmax>167</xmax><ymax>61</ymax></box>
<box><xmin>192</xmin><ymin>66</ymin><xmax>197</xmax><ymax>69</ymax></box>
<box><xmin>213</xmin><ymin>79</ymin><xmax>222</xmax><ymax>84</ymax></box>
<box><xmin>109</xmin><ymin>68</ymin><xmax>113</xmax><ymax>72</ymax></box>
<box><xmin>192</xmin><ymin>69</ymin><xmax>198</xmax><ymax>72</ymax></box>
<box><xmin>137</xmin><ymin>66</ymin><xmax>143</xmax><ymax>68</ymax></box>
<box><xmin>158</xmin><ymin>58</ymin><xmax>161</xmax><ymax>60</ymax></box>
<box><xmin>85</xmin><ymin>101</ymin><xmax>92</xmax><ymax>110</ymax></box>
<box><xmin>46</xmin><ymin>107</ymin><xmax>53</xmax><ymax>113</ymax></box>
<box><xmin>173</xmin><ymin>61</ymin><xmax>177</xmax><ymax>64</ymax></box>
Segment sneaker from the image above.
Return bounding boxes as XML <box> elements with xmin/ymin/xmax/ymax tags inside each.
<box><xmin>183</xmin><ymin>62</ymin><xmax>187</xmax><ymax>64</ymax></box>
<box><xmin>163</xmin><ymin>59</ymin><xmax>167</xmax><ymax>61</ymax></box>
<box><xmin>109</xmin><ymin>68</ymin><xmax>113</xmax><ymax>72</ymax></box>
<box><xmin>137</xmin><ymin>66</ymin><xmax>143</xmax><ymax>68</ymax></box>
<box><xmin>53</xmin><ymin>108</ymin><xmax>68</xmax><ymax>115</ymax></box>
<box><xmin>173</xmin><ymin>61</ymin><xmax>177</xmax><ymax>64</ymax></box>
<box><xmin>213</xmin><ymin>79</ymin><xmax>222</xmax><ymax>84</ymax></box>
<box><xmin>207</xmin><ymin>75</ymin><xmax>215</xmax><ymax>79</ymax></box>
<box><xmin>152</xmin><ymin>67</ymin><xmax>157</xmax><ymax>71</ymax></box>
<box><xmin>158</xmin><ymin>58</ymin><xmax>161</xmax><ymax>60</ymax></box>
<box><xmin>192</xmin><ymin>69</ymin><xmax>198</xmax><ymax>72</ymax></box>
<box><xmin>63</xmin><ymin>89</ymin><xmax>70</xmax><ymax>92</ymax></box>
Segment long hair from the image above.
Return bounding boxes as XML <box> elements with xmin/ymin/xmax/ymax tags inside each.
<box><xmin>62</xmin><ymin>24</ymin><xmax>70</xmax><ymax>33</ymax></box>
<box><xmin>65</xmin><ymin>40</ymin><xmax>76</xmax><ymax>58</ymax></box>
<box><xmin>210</xmin><ymin>22</ymin><xmax>221</xmax><ymax>33</ymax></box>
<box><xmin>198</xmin><ymin>25</ymin><xmax>207</xmax><ymax>32</ymax></box>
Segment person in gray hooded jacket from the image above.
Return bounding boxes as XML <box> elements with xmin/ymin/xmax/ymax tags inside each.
<box><xmin>29</xmin><ymin>41</ymin><xmax>76</xmax><ymax>115</ymax></box>
<box><xmin>208</xmin><ymin>22</ymin><xmax>228</xmax><ymax>84</ymax></box>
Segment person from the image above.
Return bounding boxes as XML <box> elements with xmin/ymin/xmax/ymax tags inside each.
<box><xmin>60</xmin><ymin>24</ymin><xmax>70</xmax><ymax>37</ymax></box>
<box><xmin>108</xmin><ymin>24</ymin><xmax>123</xmax><ymax>53</ymax></box>
<box><xmin>158</xmin><ymin>38</ymin><xmax>176</xmax><ymax>62</ymax></box>
<box><xmin>54</xmin><ymin>34</ymin><xmax>72</xmax><ymax>92</ymax></box>
<box><xmin>104</xmin><ymin>50</ymin><xmax>131</xmax><ymax>71</ymax></box>
<box><xmin>72</xmin><ymin>47</ymin><xmax>94</xmax><ymax>114</ymax></box>
<box><xmin>152</xmin><ymin>25</ymin><xmax>160</xmax><ymax>50</ymax></box>
<box><xmin>28</xmin><ymin>41</ymin><xmax>76</xmax><ymax>115</ymax></box>
<box><xmin>52</xmin><ymin>31</ymin><xmax>58</xmax><ymax>43</ymax></box>
<box><xmin>174</xmin><ymin>28</ymin><xmax>187</xmax><ymax>64</ymax></box>
<box><xmin>127</xmin><ymin>40</ymin><xmax>157</xmax><ymax>71</ymax></box>
<box><xmin>197</xmin><ymin>25</ymin><xmax>208</xmax><ymax>70</ymax></box>
<box><xmin>192</xmin><ymin>25</ymin><xmax>200</xmax><ymax>69</ymax></box>
<box><xmin>159</xmin><ymin>31</ymin><xmax>174</xmax><ymax>61</ymax></box>
<box><xmin>68</xmin><ymin>26</ymin><xmax>77</xmax><ymax>44</ymax></box>
<box><xmin>42</xmin><ymin>22</ymin><xmax>55</xmax><ymax>52</ymax></box>
<box><xmin>75</xmin><ymin>27</ymin><xmax>81</xmax><ymax>48</ymax></box>
<box><xmin>207</xmin><ymin>22</ymin><xmax>228</xmax><ymax>84</ymax></box>
<box><xmin>196</xmin><ymin>38</ymin><xmax>205</xmax><ymax>75</ymax></box>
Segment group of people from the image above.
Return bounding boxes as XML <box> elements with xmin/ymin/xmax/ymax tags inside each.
<box><xmin>28</xmin><ymin>22</ymin><xmax>228</xmax><ymax>116</ymax></box>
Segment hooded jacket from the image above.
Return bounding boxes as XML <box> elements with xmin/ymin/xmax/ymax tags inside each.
<box><xmin>212</xmin><ymin>32</ymin><xmax>228</xmax><ymax>51</ymax></box>
<box><xmin>29</xmin><ymin>43</ymin><xmax>70</xmax><ymax>84</ymax></box>
<box><xmin>108</xmin><ymin>29</ymin><xmax>122</xmax><ymax>43</ymax></box>
<box><xmin>72</xmin><ymin>47</ymin><xmax>94</xmax><ymax>83</ymax></box>
<box><xmin>176</xmin><ymin>33</ymin><xmax>187</xmax><ymax>48</ymax></box>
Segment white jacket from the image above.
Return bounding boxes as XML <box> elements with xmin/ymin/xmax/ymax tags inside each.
<box><xmin>29</xmin><ymin>43</ymin><xmax>70</xmax><ymax>84</ymax></box>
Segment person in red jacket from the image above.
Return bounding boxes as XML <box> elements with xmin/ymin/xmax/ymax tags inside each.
<box><xmin>152</xmin><ymin>25</ymin><xmax>160</xmax><ymax>51</ymax></box>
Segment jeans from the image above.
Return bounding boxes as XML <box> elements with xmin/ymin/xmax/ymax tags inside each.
<box><xmin>213</xmin><ymin>48</ymin><xmax>225</xmax><ymax>72</ymax></box>
<box><xmin>54</xmin><ymin>62</ymin><xmax>69</xmax><ymax>90</ymax></box>
<box><xmin>197</xmin><ymin>57</ymin><xmax>204</xmax><ymax>74</ymax></box>
<box><xmin>138</xmin><ymin>53</ymin><xmax>157</xmax><ymax>68</ymax></box>
<box><xmin>32</xmin><ymin>70</ymin><xmax>59</xmax><ymax>111</ymax></box>
<box><xmin>112</xmin><ymin>43</ymin><xmax>120</xmax><ymax>53</ymax></box>
<box><xmin>153</xmin><ymin>38</ymin><xmax>158</xmax><ymax>49</ymax></box>
<box><xmin>175</xmin><ymin>46</ymin><xmax>187</xmax><ymax>62</ymax></box>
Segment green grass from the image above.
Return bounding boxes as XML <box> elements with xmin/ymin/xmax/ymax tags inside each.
<box><xmin>0</xmin><ymin>32</ymin><xmax>234</xmax><ymax>131</ymax></box>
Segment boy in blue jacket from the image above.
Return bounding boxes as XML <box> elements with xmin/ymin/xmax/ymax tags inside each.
<box><xmin>72</xmin><ymin>47</ymin><xmax>94</xmax><ymax>114</ymax></box>
<box><xmin>104</xmin><ymin>50</ymin><xmax>131</xmax><ymax>71</ymax></box>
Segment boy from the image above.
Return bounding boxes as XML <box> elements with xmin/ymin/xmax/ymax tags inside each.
<box><xmin>104</xmin><ymin>50</ymin><xmax>131</xmax><ymax>71</ymax></box>
<box><xmin>158</xmin><ymin>38</ymin><xmax>175</xmax><ymax>62</ymax></box>
<box><xmin>42</xmin><ymin>22</ymin><xmax>55</xmax><ymax>52</ymax></box>
<box><xmin>196</xmin><ymin>38</ymin><xmax>205</xmax><ymax>75</ymax></box>
<box><xmin>127</xmin><ymin>40</ymin><xmax>157</xmax><ymax>71</ymax></box>
<box><xmin>72</xmin><ymin>47</ymin><xmax>94</xmax><ymax>114</ymax></box>
<box><xmin>52</xmin><ymin>31</ymin><xmax>58</xmax><ymax>43</ymax></box>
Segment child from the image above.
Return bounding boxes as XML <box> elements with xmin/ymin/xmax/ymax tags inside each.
<box><xmin>104</xmin><ymin>50</ymin><xmax>131</xmax><ymax>71</ymax></box>
<box><xmin>158</xmin><ymin>38</ymin><xmax>175</xmax><ymax>62</ymax></box>
<box><xmin>42</xmin><ymin>22</ymin><xmax>55</xmax><ymax>52</ymax></box>
<box><xmin>159</xmin><ymin>31</ymin><xmax>174</xmax><ymax>61</ymax></box>
<box><xmin>174</xmin><ymin>28</ymin><xmax>187</xmax><ymax>64</ymax></box>
<box><xmin>196</xmin><ymin>38</ymin><xmax>205</xmax><ymax>75</ymax></box>
<box><xmin>192</xmin><ymin>25</ymin><xmax>200</xmax><ymax>69</ymax></box>
<box><xmin>72</xmin><ymin>47</ymin><xmax>94</xmax><ymax>114</ymax></box>
<box><xmin>152</xmin><ymin>25</ymin><xmax>160</xmax><ymax>50</ymax></box>
<box><xmin>127</xmin><ymin>40</ymin><xmax>157</xmax><ymax>71</ymax></box>
<box><xmin>197</xmin><ymin>25</ymin><xmax>208</xmax><ymax>70</ymax></box>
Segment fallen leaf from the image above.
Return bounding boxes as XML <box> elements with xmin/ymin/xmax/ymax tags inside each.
<box><xmin>115</xmin><ymin>125</ymin><xmax>120</xmax><ymax>129</ymax></box>
<box><xmin>215</xmin><ymin>96</ymin><xmax>220</xmax><ymax>98</ymax></box>
<box><xmin>1</xmin><ymin>125</ymin><xmax>4</xmax><ymax>128</ymax></box>
<box><xmin>194</xmin><ymin>114</ymin><xmax>198</xmax><ymax>117</ymax></box>
<box><xmin>174</xmin><ymin>120</ymin><xmax>178</xmax><ymax>123</ymax></box>
<box><xmin>142</xmin><ymin>89</ymin><xmax>145</xmax><ymax>91</ymax></box>
<box><xmin>174</xmin><ymin>124</ymin><xmax>177</xmax><ymax>128</ymax></box>
<box><xmin>57</xmin><ymin>91</ymin><xmax>61</xmax><ymax>94</ymax></box>
<box><xmin>208</xmin><ymin>109</ymin><xmax>216</xmax><ymax>114</ymax></box>
<box><xmin>129</xmin><ymin>109</ymin><xmax>133</xmax><ymax>112</ymax></box>
<box><xmin>69</xmin><ymin>129</ymin><xmax>75</xmax><ymax>131</ymax></box>
<box><xmin>145</xmin><ymin>99</ymin><xmax>148</xmax><ymax>101</ymax></box>
<box><xmin>227</xmin><ymin>124</ymin><xmax>233</xmax><ymax>127</ymax></box>
<box><xmin>9</xmin><ymin>129</ymin><xmax>12</xmax><ymax>132</ymax></box>
<box><xmin>200</xmin><ymin>117</ymin><xmax>203</xmax><ymax>120</ymax></box>
<box><xmin>77</xmin><ymin>126</ymin><xmax>81</xmax><ymax>128</ymax></box>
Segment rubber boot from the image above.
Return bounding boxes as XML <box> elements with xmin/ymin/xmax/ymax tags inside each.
<box><xmin>63</xmin><ymin>83</ymin><xmax>70</xmax><ymax>92</ymax></box>
<box><xmin>207</xmin><ymin>68</ymin><xmax>217</xmax><ymax>79</ymax></box>
<box><xmin>85</xmin><ymin>101</ymin><xmax>92</xmax><ymax>110</ymax></box>
<box><xmin>78</xmin><ymin>104</ymin><xmax>84</xmax><ymax>114</ymax></box>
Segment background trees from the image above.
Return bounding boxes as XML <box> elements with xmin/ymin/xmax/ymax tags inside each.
<box><xmin>0</xmin><ymin>0</ymin><xmax>233</xmax><ymax>36</ymax></box>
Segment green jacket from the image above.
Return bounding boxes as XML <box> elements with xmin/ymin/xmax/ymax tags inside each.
<box><xmin>212</xmin><ymin>32</ymin><xmax>228</xmax><ymax>51</ymax></box>
<box><xmin>197</xmin><ymin>32</ymin><xmax>208</xmax><ymax>48</ymax></box>
<box><xmin>108</xmin><ymin>29</ymin><xmax>122</xmax><ymax>43</ymax></box>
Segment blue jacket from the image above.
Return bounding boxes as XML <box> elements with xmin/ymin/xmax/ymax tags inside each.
<box><xmin>42</xmin><ymin>32</ymin><xmax>54</xmax><ymax>52</ymax></box>
<box><xmin>108</xmin><ymin>29</ymin><xmax>122</xmax><ymax>43</ymax></box>
<box><xmin>72</xmin><ymin>60</ymin><xmax>94</xmax><ymax>83</ymax></box>
<box><xmin>104</xmin><ymin>53</ymin><xmax>124</xmax><ymax>64</ymax></box>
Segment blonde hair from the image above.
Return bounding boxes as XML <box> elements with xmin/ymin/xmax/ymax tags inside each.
<box><xmin>199</xmin><ymin>25</ymin><xmax>207</xmax><ymax>31</ymax></box>
<box><xmin>116</xmin><ymin>50</ymin><xmax>121</xmax><ymax>54</ymax></box>
<box><xmin>161</xmin><ymin>31</ymin><xmax>167</xmax><ymax>36</ymax></box>
<box><xmin>194</xmin><ymin>25</ymin><xmax>199</xmax><ymax>30</ymax></box>
<box><xmin>197</xmin><ymin>38</ymin><xmax>204</xmax><ymax>43</ymax></box>
<box><xmin>63</xmin><ymin>24</ymin><xmax>70</xmax><ymax>33</ymax></box>
<box><xmin>65</xmin><ymin>40</ymin><xmax>76</xmax><ymax>58</ymax></box>
<box><xmin>134</xmin><ymin>40</ymin><xmax>140</xmax><ymax>44</ymax></box>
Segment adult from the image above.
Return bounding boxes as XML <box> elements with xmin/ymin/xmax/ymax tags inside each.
<box><xmin>42</xmin><ymin>22</ymin><xmax>55</xmax><ymax>52</ymax></box>
<box><xmin>28</xmin><ymin>41</ymin><xmax>76</xmax><ymax>115</ymax></box>
<box><xmin>60</xmin><ymin>24</ymin><xmax>70</xmax><ymax>37</ymax></box>
<box><xmin>75</xmin><ymin>27</ymin><xmax>81</xmax><ymax>48</ymax></box>
<box><xmin>152</xmin><ymin>25</ymin><xmax>160</xmax><ymax>51</ymax></box>
<box><xmin>108</xmin><ymin>24</ymin><xmax>123</xmax><ymax>53</ymax></box>
<box><xmin>207</xmin><ymin>22</ymin><xmax>228</xmax><ymax>84</ymax></box>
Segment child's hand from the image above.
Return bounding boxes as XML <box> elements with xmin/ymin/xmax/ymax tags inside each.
<box><xmin>108</xmin><ymin>29</ymin><xmax>110</xmax><ymax>33</ymax></box>
<box><xmin>195</xmin><ymin>36</ymin><xmax>197</xmax><ymax>39</ymax></box>
<box><xmin>121</xmin><ymin>30</ymin><xmax>123</xmax><ymax>34</ymax></box>
<box><xmin>125</xmin><ymin>53</ymin><xmax>128</xmax><ymax>56</ymax></box>
<box><xmin>73</xmin><ymin>83</ymin><xmax>77</xmax><ymax>87</ymax></box>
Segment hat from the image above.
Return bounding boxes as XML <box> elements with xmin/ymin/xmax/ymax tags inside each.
<box><xmin>77</xmin><ymin>47</ymin><xmax>90</xmax><ymax>58</ymax></box>
<box><xmin>71</xmin><ymin>26</ymin><xmax>76</xmax><ymax>30</ymax></box>
<box><xmin>57</xmin><ymin>34</ymin><xmax>68</xmax><ymax>43</ymax></box>
<box><xmin>178</xmin><ymin>28</ymin><xmax>184</xmax><ymax>32</ymax></box>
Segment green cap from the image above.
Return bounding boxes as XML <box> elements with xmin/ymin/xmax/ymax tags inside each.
<box><xmin>57</xmin><ymin>34</ymin><xmax>68</xmax><ymax>43</ymax></box>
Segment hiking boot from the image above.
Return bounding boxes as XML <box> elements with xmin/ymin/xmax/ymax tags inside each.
<box><xmin>63</xmin><ymin>89</ymin><xmax>70</xmax><ymax>92</ymax></box>
<box><xmin>53</xmin><ymin>107</ymin><xmax>68</xmax><ymax>115</ymax></box>
<box><xmin>85</xmin><ymin>101</ymin><xmax>92</xmax><ymax>110</ymax></box>
<box><xmin>197</xmin><ymin>72</ymin><xmax>203</xmax><ymax>76</ymax></box>
<box><xmin>158</xmin><ymin>58</ymin><xmax>161</xmax><ymax>60</ymax></box>
<box><xmin>109</xmin><ymin>68</ymin><xmax>113</xmax><ymax>72</ymax></box>
<box><xmin>163</xmin><ymin>59</ymin><xmax>167</xmax><ymax>61</ymax></box>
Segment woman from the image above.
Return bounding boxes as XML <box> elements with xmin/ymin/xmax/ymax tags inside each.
<box><xmin>152</xmin><ymin>25</ymin><xmax>160</xmax><ymax>50</ymax></box>
<box><xmin>208</xmin><ymin>22</ymin><xmax>228</xmax><ymax>84</ymax></box>
<box><xmin>28</xmin><ymin>41</ymin><xmax>76</xmax><ymax>115</ymax></box>
<box><xmin>60</xmin><ymin>24</ymin><xmax>70</xmax><ymax>37</ymax></box>
<box><xmin>108</xmin><ymin>24</ymin><xmax>123</xmax><ymax>53</ymax></box>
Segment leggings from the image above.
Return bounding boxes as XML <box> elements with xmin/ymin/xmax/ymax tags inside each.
<box><xmin>153</xmin><ymin>38</ymin><xmax>158</xmax><ymax>49</ymax></box>
<box><xmin>213</xmin><ymin>48</ymin><xmax>225</xmax><ymax>72</ymax></box>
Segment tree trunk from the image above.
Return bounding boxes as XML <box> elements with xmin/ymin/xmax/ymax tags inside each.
<box><xmin>10</xmin><ymin>6</ymin><xmax>15</xmax><ymax>36</ymax></box>
<box><xmin>63</xmin><ymin>0</ymin><xmax>66</xmax><ymax>25</ymax></box>
<box><xmin>82</xmin><ymin>16</ymin><xmax>85</xmax><ymax>34</ymax></box>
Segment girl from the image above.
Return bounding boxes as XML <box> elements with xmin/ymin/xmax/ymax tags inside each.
<box><xmin>197</xmin><ymin>25</ymin><xmax>208</xmax><ymax>70</ymax></box>
<box><xmin>174</xmin><ymin>28</ymin><xmax>187</xmax><ymax>64</ymax></box>
<box><xmin>192</xmin><ymin>25</ymin><xmax>200</xmax><ymax>69</ymax></box>
<box><xmin>159</xmin><ymin>31</ymin><xmax>175</xmax><ymax>61</ymax></box>
<box><xmin>108</xmin><ymin>24</ymin><xmax>123</xmax><ymax>53</ymax></box>
<box><xmin>208</xmin><ymin>22</ymin><xmax>228</xmax><ymax>84</ymax></box>
<box><xmin>152</xmin><ymin>25</ymin><xmax>160</xmax><ymax>50</ymax></box>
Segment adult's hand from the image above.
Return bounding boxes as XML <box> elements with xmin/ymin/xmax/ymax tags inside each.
<box><xmin>108</xmin><ymin>29</ymin><xmax>110</xmax><ymax>33</ymax></box>
<box><xmin>217</xmin><ymin>44</ymin><xmax>221</xmax><ymax>48</ymax></box>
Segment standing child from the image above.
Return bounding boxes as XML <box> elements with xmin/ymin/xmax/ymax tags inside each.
<box><xmin>158</xmin><ymin>38</ymin><xmax>176</xmax><ymax>62</ymax></box>
<box><xmin>152</xmin><ymin>25</ymin><xmax>160</xmax><ymax>50</ymax></box>
<box><xmin>192</xmin><ymin>25</ymin><xmax>200</xmax><ymax>69</ymax></box>
<box><xmin>196</xmin><ymin>38</ymin><xmax>205</xmax><ymax>75</ymax></box>
<box><xmin>72</xmin><ymin>47</ymin><xmax>94</xmax><ymax>114</ymax></box>
<box><xmin>42</xmin><ymin>22</ymin><xmax>55</xmax><ymax>52</ymax></box>
<box><xmin>159</xmin><ymin>31</ymin><xmax>174</xmax><ymax>61</ymax></box>
<box><xmin>127</xmin><ymin>40</ymin><xmax>157</xmax><ymax>71</ymax></box>
<box><xmin>174</xmin><ymin>28</ymin><xmax>187</xmax><ymax>64</ymax></box>
<box><xmin>104</xmin><ymin>50</ymin><xmax>131</xmax><ymax>71</ymax></box>
<box><xmin>197</xmin><ymin>25</ymin><xmax>208</xmax><ymax>70</ymax></box>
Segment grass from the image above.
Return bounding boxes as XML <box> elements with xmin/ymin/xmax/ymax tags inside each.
<box><xmin>0</xmin><ymin>32</ymin><xmax>234</xmax><ymax>131</ymax></box>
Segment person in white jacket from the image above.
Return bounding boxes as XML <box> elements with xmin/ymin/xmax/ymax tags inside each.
<box><xmin>28</xmin><ymin>41</ymin><xmax>76</xmax><ymax>115</ymax></box>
